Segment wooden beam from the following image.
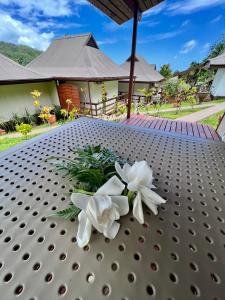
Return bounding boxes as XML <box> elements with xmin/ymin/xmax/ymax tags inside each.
<box><xmin>127</xmin><ymin>1</ymin><xmax>139</xmax><ymax>119</ymax></box>
<box><xmin>87</xmin><ymin>81</ymin><xmax>93</xmax><ymax>116</ymax></box>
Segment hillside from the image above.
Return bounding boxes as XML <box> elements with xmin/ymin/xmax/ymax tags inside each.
<box><xmin>0</xmin><ymin>41</ymin><xmax>41</xmax><ymax>66</ymax></box>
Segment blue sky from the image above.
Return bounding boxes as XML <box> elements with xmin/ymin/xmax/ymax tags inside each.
<box><xmin>0</xmin><ymin>0</ymin><xmax>224</xmax><ymax>71</ymax></box>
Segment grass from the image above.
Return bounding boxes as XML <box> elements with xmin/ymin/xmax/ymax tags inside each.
<box><xmin>0</xmin><ymin>134</ymin><xmax>38</xmax><ymax>152</ymax></box>
<box><xmin>200</xmin><ymin>110</ymin><xmax>225</xmax><ymax>129</ymax></box>
<box><xmin>147</xmin><ymin>107</ymin><xmax>208</xmax><ymax>120</ymax></box>
<box><xmin>138</xmin><ymin>98</ymin><xmax>225</xmax><ymax>113</ymax></box>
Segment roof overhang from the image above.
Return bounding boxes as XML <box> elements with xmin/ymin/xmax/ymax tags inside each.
<box><xmin>210</xmin><ymin>64</ymin><xmax>225</xmax><ymax>69</ymax></box>
<box><xmin>0</xmin><ymin>78</ymin><xmax>53</xmax><ymax>85</ymax></box>
<box><xmin>87</xmin><ymin>0</ymin><xmax>164</xmax><ymax>24</ymax></box>
<box><xmin>55</xmin><ymin>76</ymin><xmax>130</xmax><ymax>82</ymax></box>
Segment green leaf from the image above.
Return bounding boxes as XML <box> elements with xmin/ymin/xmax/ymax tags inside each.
<box><xmin>50</xmin><ymin>205</ymin><xmax>81</xmax><ymax>220</ymax></box>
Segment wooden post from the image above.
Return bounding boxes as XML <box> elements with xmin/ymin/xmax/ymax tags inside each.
<box><xmin>127</xmin><ymin>1</ymin><xmax>139</xmax><ymax>119</ymax></box>
<box><xmin>87</xmin><ymin>81</ymin><xmax>93</xmax><ymax>116</ymax></box>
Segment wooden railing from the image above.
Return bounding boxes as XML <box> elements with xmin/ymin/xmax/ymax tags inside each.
<box><xmin>80</xmin><ymin>93</ymin><xmax>128</xmax><ymax>116</ymax></box>
<box><xmin>118</xmin><ymin>91</ymin><xmax>150</xmax><ymax>103</ymax></box>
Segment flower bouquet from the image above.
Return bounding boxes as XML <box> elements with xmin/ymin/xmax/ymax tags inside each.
<box><xmin>49</xmin><ymin>145</ymin><xmax>166</xmax><ymax>248</ymax></box>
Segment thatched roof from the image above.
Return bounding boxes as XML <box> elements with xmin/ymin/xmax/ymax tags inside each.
<box><xmin>28</xmin><ymin>33</ymin><xmax>129</xmax><ymax>81</ymax></box>
<box><xmin>0</xmin><ymin>53</ymin><xmax>50</xmax><ymax>84</ymax></box>
<box><xmin>120</xmin><ymin>55</ymin><xmax>164</xmax><ymax>83</ymax></box>
<box><xmin>209</xmin><ymin>51</ymin><xmax>225</xmax><ymax>68</ymax></box>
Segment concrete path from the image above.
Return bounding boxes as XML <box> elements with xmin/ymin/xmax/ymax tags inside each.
<box><xmin>0</xmin><ymin>124</ymin><xmax>59</xmax><ymax>139</ymax></box>
<box><xmin>176</xmin><ymin>102</ymin><xmax>225</xmax><ymax>122</ymax></box>
<box><xmin>141</xmin><ymin>103</ymin><xmax>214</xmax><ymax>115</ymax></box>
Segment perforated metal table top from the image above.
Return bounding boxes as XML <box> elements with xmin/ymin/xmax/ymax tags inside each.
<box><xmin>0</xmin><ymin>117</ymin><xmax>225</xmax><ymax>300</ymax></box>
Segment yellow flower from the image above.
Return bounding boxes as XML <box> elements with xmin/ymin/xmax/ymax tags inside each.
<box><xmin>60</xmin><ymin>109</ymin><xmax>67</xmax><ymax>116</ymax></box>
<box><xmin>42</xmin><ymin>106</ymin><xmax>51</xmax><ymax>113</ymax></box>
<box><xmin>66</xmin><ymin>99</ymin><xmax>72</xmax><ymax>104</ymax></box>
<box><xmin>33</xmin><ymin>100</ymin><xmax>40</xmax><ymax>107</ymax></box>
<box><xmin>31</xmin><ymin>90</ymin><xmax>41</xmax><ymax>98</ymax></box>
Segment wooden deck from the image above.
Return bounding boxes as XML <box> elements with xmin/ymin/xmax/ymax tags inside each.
<box><xmin>121</xmin><ymin>114</ymin><xmax>220</xmax><ymax>141</ymax></box>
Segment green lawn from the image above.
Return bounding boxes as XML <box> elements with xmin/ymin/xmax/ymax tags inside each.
<box><xmin>200</xmin><ymin>110</ymin><xmax>225</xmax><ymax>129</ymax></box>
<box><xmin>147</xmin><ymin>107</ymin><xmax>207</xmax><ymax>120</ymax></box>
<box><xmin>0</xmin><ymin>134</ymin><xmax>38</xmax><ymax>152</ymax></box>
<box><xmin>138</xmin><ymin>98</ymin><xmax>225</xmax><ymax>112</ymax></box>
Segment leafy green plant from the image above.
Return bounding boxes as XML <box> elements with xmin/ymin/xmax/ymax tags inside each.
<box><xmin>163</xmin><ymin>78</ymin><xmax>180</xmax><ymax>98</ymax></box>
<box><xmin>186</xmin><ymin>95</ymin><xmax>197</xmax><ymax>109</ymax></box>
<box><xmin>49</xmin><ymin>145</ymin><xmax>126</xmax><ymax>192</ymax></box>
<box><xmin>160</xmin><ymin>64</ymin><xmax>173</xmax><ymax>78</ymax></box>
<box><xmin>15</xmin><ymin>123</ymin><xmax>32</xmax><ymax>138</ymax></box>
<box><xmin>51</xmin><ymin>204</ymin><xmax>80</xmax><ymax>220</ymax></box>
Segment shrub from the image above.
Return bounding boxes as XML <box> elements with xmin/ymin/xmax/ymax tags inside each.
<box><xmin>16</xmin><ymin>123</ymin><xmax>32</xmax><ymax>138</ymax></box>
<box><xmin>163</xmin><ymin>79</ymin><xmax>180</xmax><ymax>98</ymax></box>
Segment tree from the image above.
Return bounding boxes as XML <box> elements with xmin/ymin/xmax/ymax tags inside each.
<box><xmin>207</xmin><ymin>37</ymin><xmax>225</xmax><ymax>60</ymax></box>
<box><xmin>159</xmin><ymin>64</ymin><xmax>173</xmax><ymax>78</ymax></box>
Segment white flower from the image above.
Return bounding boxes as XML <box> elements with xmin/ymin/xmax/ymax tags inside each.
<box><xmin>115</xmin><ymin>161</ymin><xmax>166</xmax><ymax>224</ymax></box>
<box><xmin>71</xmin><ymin>176</ymin><xmax>129</xmax><ymax>248</ymax></box>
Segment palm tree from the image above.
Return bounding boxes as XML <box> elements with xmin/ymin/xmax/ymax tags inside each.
<box><xmin>207</xmin><ymin>37</ymin><xmax>225</xmax><ymax>60</ymax></box>
<box><xmin>160</xmin><ymin>64</ymin><xmax>173</xmax><ymax>79</ymax></box>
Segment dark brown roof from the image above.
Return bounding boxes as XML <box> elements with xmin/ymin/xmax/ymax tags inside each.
<box><xmin>0</xmin><ymin>53</ymin><xmax>51</xmax><ymax>84</ymax></box>
<box><xmin>120</xmin><ymin>55</ymin><xmax>164</xmax><ymax>82</ymax></box>
<box><xmin>87</xmin><ymin>0</ymin><xmax>164</xmax><ymax>24</ymax></box>
<box><xmin>28</xmin><ymin>33</ymin><xmax>129</xmax><ymax>81</ymax></box>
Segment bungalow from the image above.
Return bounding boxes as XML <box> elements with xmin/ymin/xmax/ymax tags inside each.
<box><xmin>118</xmin><ymin>55</ymin><xmax>164</xmax><ymax>96</ymax></box>
<box><xmin>209</xmin><ymin>51</ymin><xmax>225</xmax><ymax>97</ymax></box>
<box><xmin>28</xmin><ymin>33</ymin><xmax>129</xmax><ymax>115</ymax></box>
<box><xmin>0</xmin><ymin>53</ymin><xmax>59</xmax><ymax>121</ymax></box>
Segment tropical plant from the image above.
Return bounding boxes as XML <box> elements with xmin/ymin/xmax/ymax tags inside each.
<box><xmin>16</xmin><ymin>123</ymin><xmax>32</xmax><ymax>139</ymax></box>
<box><xmin>186</xmin><ymin>95</ymin><xmax>197</xmax><ymax>109</ymax></box>
<box><xmin>38</xmin><ymin>106</ymin><xmax>52</xmax><ymax>122</ymax></box>
<box><xmin>49</xmin><ymin>145</ymin><xmax>126</xmax><ymax>192</ymax></box>
<box><xmin>68</xmin><ymin>107</ymin><xmax>78</xmax><ymax>121</ymax></box>
<box><xmin>207</xmin><ymin>36</ymin><xmax>225</xmax><ymax>59</ymax></box>
<box><xmin>163</xmin><ymin>78</ymin><xmax>180</xmax><ymax>98</ymax></box>
<box><xmin>160</xmin><ymin>64</ymin><xmax>173</xmax><ymax>78</ymax></box>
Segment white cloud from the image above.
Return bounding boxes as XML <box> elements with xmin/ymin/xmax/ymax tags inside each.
<box><xmin>210</xmin><ymin>15</ymin><xmax>223</xmax><ymax>23</ymax></box>
<box><xmin>143</xmin><ymin>2</ymin><xmax>167</xmax><ymax>16</ymax></box>
<box><xmin>140</xmin><ymin>20</ymin><xmax>160</xmax><ymax>27</ymax></box>
<box><xmin>0</xmin><ymin>0</ymin><xmax>89</xmax><ymax>17</ymax></box>
<box><xmin>97</xmin><ymin>38</ymin><xmax>118</xmax><ymax>45</ymax></box>
<box><xmin>140</xmin><ymin>29</ymin><xmax>182</xmax><ymax>43</ymax></box>
<box><xmin>180</xmin><ymin>40</ymin><xmax>197</xmax><ymax>54</ymax></box>
<box><xmin>103</xmin><ymin>20</ymin><xmax>131</xmax><ymax>32</ymax></box>
<box><xmin>0</xmin><ymin>12</ymin><xmax>54</xmax><ymax>50</ymax></box>
<box><xmin>143</xmin><ymin>0</ymin><xmax>225</xmax><ymax>16</ymax></box>
<box><xmin>0</xmin><ymin>0</ymin><xmax>71</xmax><ymax>16</ymax></box>
<box><xmin>203</xmin><ymin>42</ymin><xmax>210</xmax><ymax>49</ymax></box>
<box><xmin>181</xmin><ymin>20</ymin><xmax>190</xmax><ymax>27</ymax></box>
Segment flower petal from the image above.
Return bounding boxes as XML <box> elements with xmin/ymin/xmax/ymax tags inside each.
<box><xmin>103</xmin><ymin>221</ymin><xmax>120</xmax><ymax>239</ymax></box>
<box><xmin>128</xmin><ymin>161</ymin><xmax>153</xmax><ymax>187</ymax></box>
<box><xmin>71</xmin><ymin>193</ymin><xmax>90</xmax><ymax>210</ymax></box>
<box><xmin>141</xmin><ymin>186</ymin><xmax>166</xmax><ymax>205</ymax></box>
<box><xmin>86</xmin><ymin>195</ymin><xmax>112</xmax><ymax>233</ymax></box>
<box><xmin>115</xmin><ymin>162</ymin><xmax>130</xmax><ymax>183</ymax></box>
<box><xmin>96</xmin><ymin>176</ymin><xmax>125</xmax><ymax>196</ymax></box>
<box><xmin>140</xmin><ymin>187</ymin><xmax>166</xmax><ymax>215</ymax></box>
<box><xmin>111</xmin><ymin>196</ymin><xmax>129</xmax><ymax>216</ymax></box>
<box><xmin>133</xmin><ymin>191</ymin><xmax>144</xmax><ymax>224</ymax></box>
<box><xmin>76</xmin><ymin>211</ymin><xmax>92</xmax><ymax>248</ymax></box>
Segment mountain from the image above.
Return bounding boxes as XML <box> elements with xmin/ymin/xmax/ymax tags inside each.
<box><xmin>0</xmin><ymin>41</ymin><xmax>41</xmax><ymax>66</ymax></box>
